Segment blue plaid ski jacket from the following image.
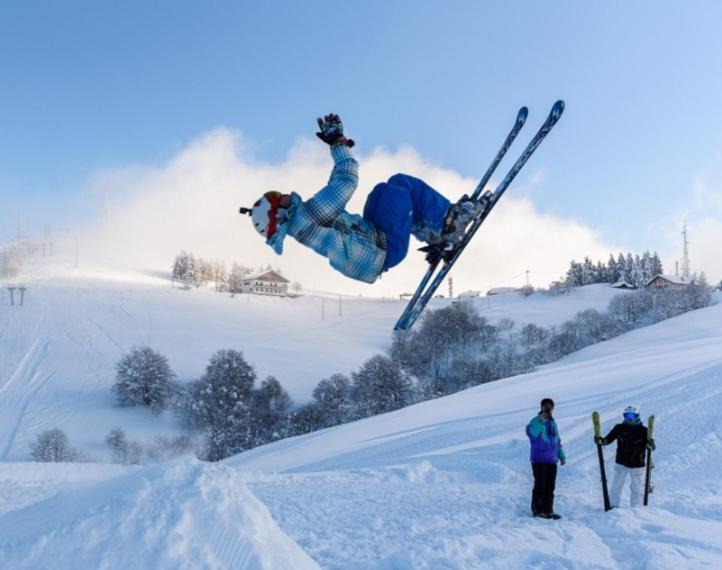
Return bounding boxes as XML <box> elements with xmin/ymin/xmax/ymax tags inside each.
<box><xmin>266</xmin><ymin>145</ymin><xmax>387</xmax><ymax>284</ymax></box>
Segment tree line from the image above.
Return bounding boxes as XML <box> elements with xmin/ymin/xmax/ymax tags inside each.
<box><xmin>564</xmin><ymin>251</ymin><xmax>664</xmax><ymax>288</ymax></box>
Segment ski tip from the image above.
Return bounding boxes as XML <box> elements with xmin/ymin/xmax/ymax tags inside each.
<box><xmin>552</xmin><ymin>99</ymin><xmax>565</xmax><ymax>116</ymax></box>
<box><xmin>518</xmin><ymin>107</ymin><xmax>529</xmax><ymax>121</ymax></box>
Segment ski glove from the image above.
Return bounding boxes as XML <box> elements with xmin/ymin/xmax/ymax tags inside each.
<box><xmin>647</xmin><ymin>438</ymin><xmax>656</xmax><ymax>451</ymax></box>
<box><xmin>316</xmin><ymin>113</ymin><xmax>355</xmax><ymax>147</ymax></box>
<box><xmin>559</xmin><ymin>457</ymin><xmax>566</xmax><ymax>466</ymax></box>
<box><xmin>594</xmin><ymin>436</ymin><xmax>604</xmax><ymax>445</ymax></box>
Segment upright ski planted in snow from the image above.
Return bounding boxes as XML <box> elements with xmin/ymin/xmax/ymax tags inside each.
<box><xmin>394</xmin><ymin>101</ymin><xmax>564</xmax><ymax>331</ymax></box>
<box><xmin>644</xmin><ymin>414</ymin><xmax>656</xmax><ymax>506</ymax></box>
<box><xmin>592</xmin><ymin>411</ymin><xmax>612</xmax><ymax>512</ymax></box>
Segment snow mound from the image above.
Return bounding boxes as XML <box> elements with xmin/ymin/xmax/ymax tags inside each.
<box><xmin>0</xmin><ymin>460</ymin><xmax>318</xmax><ymax>570</ymax></box>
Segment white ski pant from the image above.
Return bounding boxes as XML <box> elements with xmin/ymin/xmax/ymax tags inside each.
<box><xmin>609</xmin><ymin>463</ymin><xmax>645</xmax><ymax>507</ymax></box>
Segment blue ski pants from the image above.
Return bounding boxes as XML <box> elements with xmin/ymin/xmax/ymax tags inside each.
<box><xmin>363</xmin><ymin>174</ymin><xmax>451</xmax><ymax>270</ymax></box>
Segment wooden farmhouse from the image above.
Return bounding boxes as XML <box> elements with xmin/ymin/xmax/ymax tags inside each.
<box><xmin>240</xmin><ymin>270</ymin><xmax>290</xmax><ymax>296</ymax></box>
<box><xmin>645</xmin><ymin>274</ymin><xmax>693</xmax><ymax>291</ymax></box>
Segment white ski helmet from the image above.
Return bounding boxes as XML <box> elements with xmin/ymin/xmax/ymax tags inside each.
<box><xmin>623</xmin><ymin>405</ymin><xmax>640</xmax><ymax>416</ymax></box>
<box><xmin>250</xmin><ymin>191</ymin><xmax>284</xmax><ymax>239</ymax></box>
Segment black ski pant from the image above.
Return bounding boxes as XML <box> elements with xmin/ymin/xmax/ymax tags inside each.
<box><xmin>531</xmin><ymin>462</ymin><xmax>558</xmax><ymax>515</ymax></box>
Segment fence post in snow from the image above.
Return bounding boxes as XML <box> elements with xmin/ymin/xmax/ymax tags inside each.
<box><xmin>18</xmin><ymin>285</ymin><xmax>26</xmax><ymax>306</ymax></box>
<box><xmin>7</xmin><ymin>286</ymin><xmax>15</xmax><ymax>306</ymax></box>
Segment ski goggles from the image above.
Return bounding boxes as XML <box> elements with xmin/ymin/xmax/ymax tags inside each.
<box><xmin>623</xmin><ymin>412</ymin><xmax>640</xmax><ymax>421</ymax></box>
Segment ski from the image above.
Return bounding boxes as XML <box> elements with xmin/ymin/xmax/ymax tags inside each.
<box><xmin>644</xmin><ymin>414</ymin><xmax>656</xmax><ymax>506</ymax></box>
<box><xmin>592</xmin><ymin>411</ymin><xmax>612</xmax><ymax>511</ymax></box>
<box><xmin>393</xmin><ymin>106</ymin><xmax>528</xmax><ymax>332</ymax></box>
<box><xmin>394</xmin><ymin>100</ymin><xmax>564</xmax><ymax>331</ymax></box>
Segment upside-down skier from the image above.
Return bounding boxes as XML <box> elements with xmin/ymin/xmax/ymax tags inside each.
<box><xmin>240</xmin><ymin>114</ymin><xmax>482</xmax><ymax>283</ymax></box>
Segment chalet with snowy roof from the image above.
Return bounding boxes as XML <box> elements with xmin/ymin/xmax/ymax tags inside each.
<box><xmin>646</xmin><ymin>274</ymin><xmax>693</xmax><ymax>291</ymax></box>
<box><xmin>611</xmin><ymin>279</ymin><xmax>636</xmax><ymax>290</ymax></box>
<box><xmin>240</xmin><ymin>270</ymin><xmax>290</xmax><ymax>296</ymax></box>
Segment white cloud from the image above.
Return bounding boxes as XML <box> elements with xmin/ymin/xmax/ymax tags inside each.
<box><xmin>83</xmin><ymin>128</ymin><xmax>621</xmax><ymax>296</ymax></box>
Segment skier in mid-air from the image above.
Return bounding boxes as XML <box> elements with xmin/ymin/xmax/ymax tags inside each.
<box><xmin>595</xmin><ymin>405</ymin><xmax>655</xmax><ymax>508</ymax></box>
<box><xmin>240</xmin><ymin>114</ymin><xmax>482</xmax><ymax>283</ymax></box>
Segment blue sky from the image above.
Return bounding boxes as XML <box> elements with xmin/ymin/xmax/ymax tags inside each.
<box><xmin>2</xmin><ymin>1</ymin><xmax>722</xmax><ymax>278</ymax></box>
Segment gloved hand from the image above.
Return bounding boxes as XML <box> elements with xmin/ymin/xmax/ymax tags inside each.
<box><xmin>594</xmin><ymin>436</ymin><xmax>604</xmax><ymax>445</ymax></box>
<box><xmin>647</xmin><ymin>438</ymin><xmax>656</xmax><ymax>451</ymax></box>
<box><xmin>316</xmin><ymin>113</ymin><xmax>355</xmax><ymax>147</ymax></box>
<box><xmin>560</xmin><ymin>457</ymin><xmax>566</xmax><ymax>466</ymax></box>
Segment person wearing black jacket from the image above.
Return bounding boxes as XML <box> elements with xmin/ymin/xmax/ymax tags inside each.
<box><xmin>595</xmin><ymin>405</ymin><xmax>655</xmax><ymax>507</ymax></box>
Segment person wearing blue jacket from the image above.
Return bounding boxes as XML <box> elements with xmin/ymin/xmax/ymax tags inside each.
<box><xmin>241</xmin><ymin>114</ymin><xmax>482</xmax><ymax>283</ymax></box>
<box><xmin>526</xmin><ymin>398</ymin><xmax>566</xmax><ymax>519</ymax></box>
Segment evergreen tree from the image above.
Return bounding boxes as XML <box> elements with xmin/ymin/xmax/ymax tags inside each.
<box><xmin>630</xmin><ymin>254</ymin><xmax>646</xmax><ymax>288</ymax></box>
<box><xmin>607</xmin><ymin>253</ymin><xmax>618</xmax><ymax>283</ymax></box>
<box><xmin>617</xmin><ymin>252</ymin><xmax>627</xmax><ymax>282</ymax></box>
<box><xmin>650</xmin><ymin>252</ymin><xmax>664</xmax><ymax>277</ymax></box>
<box><xmin>113</xmin><ymin>346</ymin><xmax>174</xmax><ymax>413</ymax></box>
<box><xmin>624</xmin><ymin>253</ymin><xmax>635</xmax><ymax>284</ymax></box>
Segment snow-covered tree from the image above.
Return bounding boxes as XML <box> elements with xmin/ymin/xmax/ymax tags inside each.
<box><xmin>30</xmin><ymin>428</ymin><xmax>78</xmax><ymax>462</ymax></box>
<box><xmin>250</xmin><ymin>376</ymin><xmax>293</xmax><ymax>445</ymax></box>
<box><xmin>104</xmin><ymin>427</ymin><xmax>142</xmax><ymax>464</ymax></box>
<box><xmin>105</xmin><ymin>427</ymin><xmax>129</xmax><ymax>463</ymax></box>
<box><xmin>113</xmin><ymin>346</ymin><xmax>174</xmax><ymax>413</ymax></box>
<box><xmin>228</xmin><ymin>263</ymin><xmax>253</xmax><ymax>293</ymax></box>
<box><xmin>629</xmin><ymin>255</ymin><xmax>646</xmax><ymax>288</ymax></box>
<box><xmin>352</xmin><ymin>355</ymin><xmax>412</xmax><ymax>418</ymax></box>
<box><xmin>213</xmin><ymin>260</ymin><xmax>228</xmax><ymax>292</ymax></box>
<box><xmin>172</xmin><ymin>251</ymin><xmax>195</xmax><ymax>287</ymax></box>
<box><xmin>183</xmin><ymin>349</ymin><xmax>256</xmax><ymax>461</ymax></box>
<box><xmin>312</xmin><ymin>373</ymin><xmax>353</xmax><ymax>428</ymax></box>
<box><xmin>607</xmin><ymin>253</ymin><xmax>619</xmax><ymax>283</ymax></box>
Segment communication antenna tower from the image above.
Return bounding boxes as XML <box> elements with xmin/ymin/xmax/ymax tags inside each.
<box><xmin>681</xmin><ymin>223</ymin><xmax>691</xmax><ymax>279</ymax></box>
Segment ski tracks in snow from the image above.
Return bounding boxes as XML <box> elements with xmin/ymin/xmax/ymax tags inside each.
<box><xmin>0</xmin><ymin>339</ymin><xmax>55</xmax><ymax>460</ymax></box>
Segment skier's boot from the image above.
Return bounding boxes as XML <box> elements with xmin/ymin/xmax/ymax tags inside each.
<box><xmin>438</xmin><ymin>195</ymin><xmax>486</xmax><ymax>246</ymax></box>
<box><xmin>420</xmin><ymin>195</ymin><xmax>486</xmax><ymax>264</ymax></box>
<box><xmin>547</xmin><ymin>513</ymin><xmax>562</xmax><ymax>520</ymax></box>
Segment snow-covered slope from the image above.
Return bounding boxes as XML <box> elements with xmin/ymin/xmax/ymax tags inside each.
<box><xmin>220</xmin><ymin>300</ymin><xmax>722</xmax><ymax>568</ymax></box>
<box><xmin>5</xmin><ymin>251</ymin><xmax>721</xmax><ymax>568</ymax></box>
<box><xmin>0</xmin><ymin>461</ymin><xmax>319</xmax><ymax>569</ymax></box>
<box><xmin>0</xmin><ymin>250</ymin><xmax>622</xmax><ymax>461</ymax></box>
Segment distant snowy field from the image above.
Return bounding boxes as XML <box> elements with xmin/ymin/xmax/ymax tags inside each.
<box><xmin>0</xmin><ymin>248</ymin><xmax>622</xmax><ymax>462</ymax></box>
<box><xmin>4</xmin><ymin>249</ymin><xmax>722</xmax><ymax>568</ymax></box>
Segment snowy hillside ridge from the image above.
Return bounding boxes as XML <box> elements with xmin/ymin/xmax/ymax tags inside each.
<box><xmin>68</xmin><ymin>282</ymin><xmax>710</xmax><ymax>464</ymax></box>
<box><xmin>222</xmin><ymin>302</ymin><xmax>722</xmax><ymax>569</ymax></box>
<box><xmin>0</xmin><ymin>246</ymin><xmax>626</xmax><ymax>463</ymax></box>
<box><xmin>0</xmin><ymin>460</ymin><xmax>319</xmax><ymax>570</ymax></box>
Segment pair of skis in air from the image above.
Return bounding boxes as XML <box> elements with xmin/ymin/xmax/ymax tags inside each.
<box><xmin>592</xmin><ymin>411</ymin><xmax>656</xmax><ymax>511</ymax></box>
<box><xmin>394</xmin><ymin>100</ymin><xmax>565</xmax><ymax>331</ymax></box>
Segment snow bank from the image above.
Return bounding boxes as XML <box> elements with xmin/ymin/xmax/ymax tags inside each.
<box><xmin>224</xmin><ymin>302</ymin><xmax>722</xmax><ymax>568</ymax></box>
<box><xmin>0</xmin><ymin>460</ymin><xmax>318</xmax><ymax>570</ymax></box>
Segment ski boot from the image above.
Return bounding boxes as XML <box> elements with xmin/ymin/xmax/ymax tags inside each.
<box><xmin>438</xmin><ymin>195</ymin><xmax>486</xmax><ymax>245</ymax></box>
<box><xmin>420</xmin><ymin>195</ymin><xmax>487</xmax><ymax>264</ymax></box>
